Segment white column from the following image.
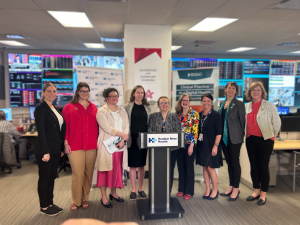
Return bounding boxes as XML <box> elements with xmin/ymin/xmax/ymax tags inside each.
<box><xmin>124</xmin><ymin>24</ymin><xmax>172</xmax><ymax>109</ymax></box>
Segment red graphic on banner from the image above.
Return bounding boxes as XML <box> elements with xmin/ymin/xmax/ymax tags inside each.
<box><xmin>145</xmin><ymin>89</ymin><xmax>154</xmax><ymax>99</ymax></box>
<box><xmin>135</xmin><ymin>48</ymin><xmax>161</xmax><ymax>63</ymax></box>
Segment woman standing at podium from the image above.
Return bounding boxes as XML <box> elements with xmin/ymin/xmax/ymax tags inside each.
<box><xmin>175</xmin><ymin>93</ymin><xmax>199</xmax><ymax>200</ymax></box>
<box><xmin>148</xmin><ymin>96</ymin><xmax>181</xmax><ymax>193</ymax></box>
<box><xmin>34</xmin><ymin>83</ymin><xmax>65</xmax><ymax>216</ymax></box>
<box><xmin>244</xmin><ymin>82</ymin><xmax>280</xmax><ymax>205</ymax></box>
<box><xmin>124</xmin><ymin>85</ymin><xmax>151</xmax><ymax>201</ymax></box>
<box><xmin>96</xmin><ymin>88</ymin><xmax>129</xmax><ymax>208</ymax></box>
<box><xmin>62</xmin><ymin>82</ymin><xmax>98</xmax><ymax>211</ymax></box>
<box><xmin>196</xmin><ymin>93</ymin><xmax>222</xmax><ymax>200</ymax></box>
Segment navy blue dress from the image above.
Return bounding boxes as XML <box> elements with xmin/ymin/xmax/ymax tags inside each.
<box><xmin>196</xmin><ymin>109</ymin><xmax>223</xmax><ymax>168</ymax></box>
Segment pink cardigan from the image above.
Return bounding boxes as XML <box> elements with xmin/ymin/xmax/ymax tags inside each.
<box><xmin>96</xmin><ymin>104</ymin><xmax>129</xmax><ymax>172</ymax></box>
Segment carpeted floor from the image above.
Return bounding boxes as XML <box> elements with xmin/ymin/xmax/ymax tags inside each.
<box><xmin>1</xmin><ymin>160</ymin><xmax>300</xmax><ymax>225</ymax></box>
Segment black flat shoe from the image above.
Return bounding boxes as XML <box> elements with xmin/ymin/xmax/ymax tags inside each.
<box><xmin>101</xmin><ymin>199</ymin><xmax>113</xmax><ymax>208</ymax></box>
<box><xmin>246</xmin><ymin>195</ymin><xmax>260</xmax><ymax>201</ymax></box>
<box><xmin>228</xmin><ymin>191</ymin><xmax>240</xmax><ymax>201</ymax></box>
<box><xmin>257</xmin><ymin>198</ymin><xmax>267</xmax><ymax>205</ymax></box>
<box><xmin>220</xmin><ymin>191</ymin><xmax>232</xmax><ymax>197</ymax></box>
<box><xmin>109</xmin><ymin>194</ymin><xmax>124</xmax><ymax>202</ymax></box>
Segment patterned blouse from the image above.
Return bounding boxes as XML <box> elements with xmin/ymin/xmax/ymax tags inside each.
<box><xmin>178</xmin><ymin>107</ymin><xmax>199</xmax><ymax>144</ymax></box>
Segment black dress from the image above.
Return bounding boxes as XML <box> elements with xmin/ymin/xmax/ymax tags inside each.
<box><xmin>196</xmin><ymin>109</ymin><xmax>223</xmax><ymax>168</ymax></box>
<box><xmin>128</xmin><ymin>103</ymin><xmax>148</xmax><ymax>167</ymax></box>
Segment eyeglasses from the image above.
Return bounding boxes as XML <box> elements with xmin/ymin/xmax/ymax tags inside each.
<box><xmin>160</xmin><ymin>102</ymin><xmax>169</xmax><ymax>105</ymax></box>
<box><xmin>79</xmin><ymin>90</ymin><xmax>90</xmax><ymax>94</ymax></box>
<box><xmin>108</xmin><ymin>95</ymin><xmax>119</xmax><ymax>98</ymax></box>
<box><xmin>182</xmin><ymin>100</ymin><xmax>190</xmax><ymax>103</ymax></box>
<box><xmin>251</xmin><ymin>89</ymin><xmax>262</xmax><ymax>92</ymax></box>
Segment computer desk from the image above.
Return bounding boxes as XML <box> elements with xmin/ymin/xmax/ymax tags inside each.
<box><xmin>273</xmin><ymin>140</ymin><xmax>300</xmax><ymax>192</ymax></box>
<box><xmin>20</xmin><ymin>132</ymin><xmax>38</xmax><ymax>159</ymax></box>
<box><xmin>274</xmin><ymin>140</ymin><xmax>300</xmax><ymax>151</ymax></box>
<box><xmin>21</xmin><ymin>132</ymin><xmax>38</xmax><ymax>137</ymax></box>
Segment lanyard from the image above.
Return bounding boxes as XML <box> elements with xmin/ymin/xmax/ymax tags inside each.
<box><xmin>162</xmin><ymin>112</ymin><xmax>168</xmax><ymax>132</ymax></box>
<box><xmin>200</xmin><ymin>109</ymin><xmax>212</xmax><ymax>133</ymax></box>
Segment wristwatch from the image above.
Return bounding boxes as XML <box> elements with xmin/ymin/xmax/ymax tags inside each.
<box><xmin>215</xmin><ymin>143</ymin><xmax>219</xmax><ymax>146</ymax></box>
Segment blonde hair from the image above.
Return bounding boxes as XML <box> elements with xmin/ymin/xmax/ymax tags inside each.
<box><xmin>175</xmin><ymin>93</ymin><xmax>191</xmax><ymax>114</ymax></box>
<box><xmin>40</xmin><ymin>83</ymin><xmax>57</xmax><ymax>102</ymax></box>
<box><xmin>244</xmin><ymin>82</ymin><xmax>267</xmax><ymax>101</ymax></box>
<box><xmin>157</xmin><ymin>96</ymin><xmax>169</xmax><ymax>106</ymax></box>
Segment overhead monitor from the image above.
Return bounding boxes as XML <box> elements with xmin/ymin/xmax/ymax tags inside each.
<box><xmin>244</xmin><ymin>59</ymin><xmax>270</xmax><ymax>75</ymax></box>
<box><xmin>270</xmin><ymin>60</ymin><xmax>296</xmax><ymax>76</ymax></box>
<box><xmin>42</xmin><ymin>55</ymin><xmax>73</xmax><ymax>69</ymax></box>
<box><xmin>269</xmin><ymin>76</ymin><xmax>295</xmax><ymax>106</ymax></box>
<box><xmin>29</xmin><ymin>107</ymin><xmax>35</xmax><ymax>120</ymax></box>
<box><xmin>281</xmin><ymin>116</ymin><xmax>300</xmax><ymax>132</ymax></box>
<box><xmin>0</xmin><ymin>108</ymin><xmax>12</xmax><ymax>121</ymax></box>
<box><xmin>218</xmin><ymin>59</ymin><xmax>244</xmax><ymax>80</ymax></box>
<box><xmin>10</xmin><ymin>89</ymin><xmax>41</xmax><ymax>107</ymax></box>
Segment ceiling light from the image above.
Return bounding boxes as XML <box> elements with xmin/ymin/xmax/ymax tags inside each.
<box><xmin>227</xmin><ymin>47</ymin><xmax>257</xmax><ymax>52</ymax></box>
<box><xmin>291</xmin><ymin>51</ymin><xmax>300</xmax><ymax>53</ymax></box>
<box><xmin>48</xmin><ymin>11</ymin><xmax>93</xmax><ymax>28</ymax></box>
<box><xmin>0</xmin><ymin>40</ymin><xmax>28</xmax><ymax>46</ymax></box>
<box><xmin>6</xmin><ymin>35</ymin><xmax>25</xmax><ymax>39</ymax></box>
<box><xmin>101</xmin><ymin>38</ymin><xmax>122</xmax><ymax>42</ymax></box>
<box><xmin>195</xmin><ymin>41</ymin><xmax>216</xmax><ymax>45</ymax></box>
<box><xmin>188</xmin><ymin>17</ymin><xmax>238</xmax><ymax>32</ymax></box>
<box><xmin>171</xmin><ymin>46</ymin><xmax>182</xmax><ymax>51</ymax></box>
<box><xmin>84</xmin><ymin>43</ymin><xmax>105</xmax><ymax>49</ymax></box>
<box><xmin>278</xmin><ymin>43</ymin><xmax>298</xmax><ymax>46</ymax></box>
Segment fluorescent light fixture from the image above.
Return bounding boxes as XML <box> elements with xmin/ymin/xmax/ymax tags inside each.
<box><xmin>278</xmin><ymin>43</ymin><xmax>298</xmax><ymax>46</ymax></box>
<box><xmin>227</xmin><ymin>47</ymin><xmax>257</xmax><ymax>52</ymax></box>
<box><xmin>101</xmin><ymin>38</ymin><xmax>122</xmax><ymax>42</ymax></box>
<box><xmin>189</xmin><ymin>17</ymin><xmax>238</xmax><ymax>32</ymax></box>
<box><xmin>171</xmin><ymin>46</ymin><xmax>182</xmax><ymax>51</ymax></box>
<box><xmin>0</xmin><ymin>40</ymin><xmax>28</xmax><ymax>46</ymax></box>
<box><xmin>48</xmin><ymin>11</ymin><xmax>93</xmax><ymax>28</ymax></box>
<box><xmin>291</xmin><ymin>51</ymin><xmax>300</xmax><ymax>53</ymax></box>
<box><xmin>6</xmin><ymin>35</ymin><xmax>25</xmax><ymax>39</ymax></box>
<box><xmin>84</xmin><ymin>43</ymin><xmax>105</xmax><ymax>49</ymax></box>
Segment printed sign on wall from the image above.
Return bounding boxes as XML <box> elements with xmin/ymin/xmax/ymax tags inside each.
<box><xmin>134</xmin><ymin>48</ymin><xmax>162</xmax><ymax>103</ymax></box>
<box><xmin>76</xmin><ymin>66</ymin><xmax>124</xmax><ymax>108</ymax></box>
<box><xmin>171</xmin><ymin>68</ymin><xmax>219</xmax><ymax>112</ymax></box>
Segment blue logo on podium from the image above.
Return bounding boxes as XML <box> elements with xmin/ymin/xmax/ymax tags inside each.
<box><xmin>149</xmin><ymin>138</ymin><xmax>157</xmax><ymax>143</ymax></box>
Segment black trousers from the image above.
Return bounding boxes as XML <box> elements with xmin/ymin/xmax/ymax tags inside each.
<box><xmin>246</xmin><ymin>135</ymin><xmax>274</xmax><ymax>192</ymax></box>
<box><xmin>170</xmin><ymin>149</ymin><xmax>178</xmax><ymax>193</ymax></box>
<box><xmin>177</xmin><ymin>145</ymin><xmax>195</xmax><ymax>196</ymax></box>
<box><xmin>36</xmin><ymin>154</ymin><xmax>60</xmax><ymax>208</ymax></box>
<box><xmin>221</xmin><ymin>138</ymin><xmax>242</xmax><ymax>188</ymax></box>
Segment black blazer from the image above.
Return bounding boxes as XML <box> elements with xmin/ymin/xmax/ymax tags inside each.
<box><xmin>33</xmin><ymin>101</ymin><xmax>66</xmax><ymax>156</ymax></box>
<box><xmin>220</xmin><ymin>98</ymin><xmax>245</xmax><ymax>144</ymax></box>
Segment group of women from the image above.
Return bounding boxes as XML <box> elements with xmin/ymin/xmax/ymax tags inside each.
<box><xmin>34</xmin><ymin>80</ymin><xmax>280</xmax><ymax>216</ymax></box>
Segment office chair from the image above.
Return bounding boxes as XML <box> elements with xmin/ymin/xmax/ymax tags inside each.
<box><xmin>57</xmin><ymin>153</ymin><xmax>71</xmax><ymax>177</ymax></box>
<box><xmin>0</xmin><ymin>132</ymin><xmax>21</xmax><ymax>173</ymax></box>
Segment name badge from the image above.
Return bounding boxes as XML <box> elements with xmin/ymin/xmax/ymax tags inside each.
<box><xmin>198</xmin><ymin>133</ymin><xmax>203</xmax><ymax>141</ymax></box>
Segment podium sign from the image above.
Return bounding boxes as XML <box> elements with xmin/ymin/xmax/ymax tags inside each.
<box><xmin>147</xmin><ymin>133</ymin><xmax>179</xmax><ymax>147</ymax></box>
<box><xmin>137</xmin><ymin>132</ymin><xmax>185</xmax><ymax>220</ymax></box>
